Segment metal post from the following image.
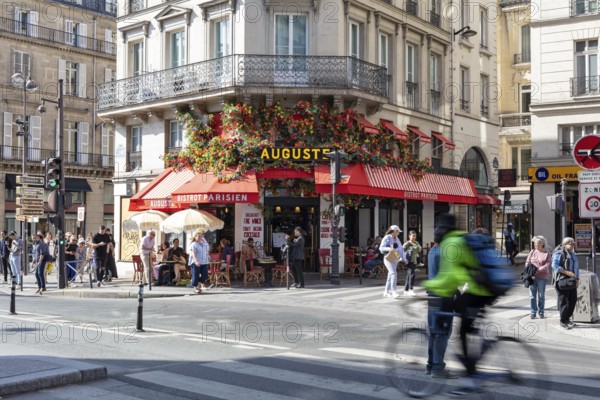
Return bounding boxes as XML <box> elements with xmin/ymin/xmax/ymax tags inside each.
<box><xmin>57</xmin><ymin>80</ymin><xmax>66</xmax><ymax>289</ymax></box>
<box><xmin>285</xmin><ymin>253</ymin><xmax>290</xmax><ymax>290</ymax></box>
<box><xmin>331</xmin><ymin>151</ymin><xmax>341</xmax><ymax>285</ymax></box>
<box><xmin>561</xmin><ymin>178</ymin><xmax>568</xmax><ymax>240</ymax></box>
<box><xmin>136</xmin><ymin>281</ymin><xmax>145</xmax><ymax>332</ymax></box>
<box><xmin>592</xmin><ymin>219</ymin><xmax>597</xmax><ymax>275</ymax></box>
<box><xmin>10</xmin><ymin>276</ymin><xmax>16</xmax><ymax>315</ymax></box>
<box><xmin>20</xmin><ymin>79</ymin><xmax>28</xmax><ymax>295</ymax></box>
<box><xmin>358</xmin><ymin>251</ymin><xmax>363</xmax><ymax>285</ymax></box>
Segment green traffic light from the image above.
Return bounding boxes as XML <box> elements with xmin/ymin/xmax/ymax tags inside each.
<box><xmin>48</xmin><ymin>180</ymin><xmax>59</xmax><ymax>188</ymax></box>
<box><xmin>59</xmin><ymin>240</ymin><xmax>65</xmax><ymax>245</ymax></box>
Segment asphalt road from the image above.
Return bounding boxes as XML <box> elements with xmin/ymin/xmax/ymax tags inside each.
<box><xmin>2</xmin><ymin>285</ymin><xmax>600</xmax><ymax>399</ymax></box>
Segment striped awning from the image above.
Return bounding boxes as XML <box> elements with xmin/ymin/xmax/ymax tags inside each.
<box><xmin>315</xmin><ymin>164</ymin><xmax>477</xmax><ymax>204</ymax></box>
<box><xmin>129</xmin><ymin>169</ymin><xmax>196</xmax><ymax>211</ymax></box>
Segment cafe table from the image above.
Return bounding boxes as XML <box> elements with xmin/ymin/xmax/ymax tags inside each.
<box><xmin>258</xmin><ymin>258</ymin><xmax>277</xmax><ymax>287</ymax></box>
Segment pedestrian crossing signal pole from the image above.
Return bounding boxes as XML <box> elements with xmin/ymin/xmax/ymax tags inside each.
<box><xmin>327</xmin><ymin>149</ymin><xmax>347</xmax><ymax>285</ymax></box>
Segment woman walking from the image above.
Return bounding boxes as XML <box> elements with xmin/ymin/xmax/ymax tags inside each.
<box><xmin>525</xmin><ymin>236</ymin><xmax>551</xmax><ymax>319</ymax></box>
<box><xmin>403</xmin><ymin>230</ymin><xmax>422</xmax><ymax>296</ymax></box>
<box><xmin>288</xmin><ymin>227</ymin><xmax>306</xmax><ymax>288</ymax></box>
<box><xmin>380</xmin><ymin>225</ymin><xmax>407</xmax><ymax>298</ymax></box>
<box><xmin>189</xmin><ymin>228</ymin><xmax>209</xmax><ymax>294</ymax></box>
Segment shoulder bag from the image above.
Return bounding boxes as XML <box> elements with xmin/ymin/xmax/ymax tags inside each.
<box><xmin>385</xmin><ymin>249</ymin><xmax>400</xmax><ymax>263</ymax></box>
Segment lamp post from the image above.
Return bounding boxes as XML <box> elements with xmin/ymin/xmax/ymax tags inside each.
<box><xmin>39</xmin><ymin>80</ymin><xmax>66</xmax><ymax>289</ymax></box>
<box><xmin>326</xmin><ymin>149</ymin><xmax>347</xmax><ymax>285</ymax></box>
<box><xmin>11</xmin><ymin>73</ymin><xmax>38</xmax><ymax>292</ymax></box>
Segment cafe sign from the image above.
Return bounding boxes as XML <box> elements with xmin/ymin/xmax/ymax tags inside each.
<box><xmin>260</xmin><ymin>147</ymin><xmax>331</xmax><ymax>162</ymax></box>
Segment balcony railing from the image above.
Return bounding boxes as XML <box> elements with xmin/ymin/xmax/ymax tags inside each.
<box><xmin>406</xmin><ymin>0</ymin><xmax>418</xmax><ymax>16</ymax></box>
<box><xmin>513</xmin><ymin>53</ymin><xmax>531</xmax><ymax>64</ymax></box>
<box><xmin>571</xmin><ymin>75</ymin><xmax>600</xmax><ymax>96</ymax></box>
<box><xmin>429</xmin><ymin>90</ymin><xmax>441</xmax><ymax>117</ymax></box>
<box><xmin>127</xmin><ymin>151</ymin><xmax>142</xmax><ymax>172</ymax></box>
<box><xmin>52</xmin><ymin>0</ymin><xmax>116</xmax><ymax>16</ymax></box>
<box><xmin>460</xmin><ymin>99</ymin><xmax>470</xmax><ymax>111</ymax></box>
<box><xmin>129</xmin><ymin>0</ymin><xmax>146</xmax><ymax>14</ymax></box>
<box><xmin>560</xmin><ymin>142</ymin><xmax>575</xmax><ymax>157</ymax></box>
<box><xmin>98</xmin><ymin>54</ymin><xmax>390</xmax><ymax>111</ymax></box>
<box><xmin>430</xmin><ymin>12</ymin><xmax>441</xmax><ymax>27</ymax></box>
<box><xmin>406</xmin><ymin>82</ymin><xmax>419</xmax><ymax>110</ymax></box>
<box><xmin>500</xmin><ymin>113</ymin><xmax>531</xmax><ymax>127</ymax></box>
<box><xmin>499</xmin><ymin>0</ymin><xmax>531</xmax><ymax>7</ymax></box>
<box><xmin>571</xmin><ymin>0</ymin><xmax>599</xmax><ymax>17</ymax></box>
<box><xmin>431</xmin><ymin>158</ymin><xmax>461</xmax><ymax>176</ymax></box>
<box><xmin>0</xmin><ymin>17</ymin><xmax>115</xmax><ymax>56</ymax></box>
<box><xmin>0</xmin><ymin>146</ymin><xmax>114</xmax><ymax>168</ymax></box>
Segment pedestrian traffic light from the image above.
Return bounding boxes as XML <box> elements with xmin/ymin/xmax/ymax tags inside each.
<box><xmin>44</xmin><ymin>157</ymin><xmax>62</xmax><ymax>190</ymax></box>
<box><xmin>338</xmin><ymin>226</ymin><xmax>346</xmax><ymax>243</ymax></box>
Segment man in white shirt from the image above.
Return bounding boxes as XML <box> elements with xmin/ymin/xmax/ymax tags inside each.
<box><xmin>139</xmin><ymin>230</ymin><xmax>156</xmax><ymax>284</ymax></box>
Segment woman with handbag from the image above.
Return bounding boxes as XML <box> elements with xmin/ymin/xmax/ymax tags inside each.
<box><xmin>551</xmin><ymin>237</ymin><xmax>580</xmax><ymax>330</ymax></box>
<box><xmin>379</xmin><ymin>225</ymin><xmax>407</xmax><ymax>299</ymax></box>
<box><xmin>525</xmin><ymin>236</ymin><xmax>551</xmax><ymax>319</ymax></box>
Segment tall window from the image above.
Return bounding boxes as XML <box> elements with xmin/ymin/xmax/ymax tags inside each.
<box><xmin>574</xmin><ymin>0</ymin><xmax>599</xmax><ymax>16</ymax></box>
<box><xmin>511</xmin><ymin>147</ymin><xmax>531</xmax><ymax>180</ymax></box>
<box><xmin>432</xmin><ymin>135</ymin><xmax>443</xmax><ymax>164</ymax></box>
<box><xmin>14</xmin><ymin>8</ymin><xmax>38</xmax><ymax>37</ymax></box>
<box><xmin>169</xmin><ymin>120</ymin><xmax>183</xmax><ymax>149</ymax></box>
<box><xmin>480</xmin><ymin>7</ymin><xmax>488</xmax><ymax>48</ymax></box>
<box><xmin>379</xmin><ymin>33</ymin><xmax>389</xmax><ymax>70</ymax></box>
<box><xmin>214</xmin><ymin>18</ymin><xmax>231</xmax><ymax>58</ymax></box>
<box><xmin>520</xmin><ymin>84</ymin><xmax>531</xmax><ymax>113</ymax></box>
<box><xmin>349</xmin><ymin>21</ymin><xmax>360</xmax><ymax>58</ymax></box>
<box><xmin>130</xmin><ymin>41</ymin><xmax>144</xmax><ymax>76</ymax></box>
<box><xmin>460</xmin><ymin>67</ymin><xmax>470</xmax><ymax>111</ymax></box>
<box><xmin>167</xmin><ymin>30</ymin><xmax>186</xmax><ymax>68</ymax></box>
<box><xmin>406</xmin><ymin>43</ymin><xmax>416</xmax><ymax>82</ymax></box>
<box><xmin>13</xmin><ymin>50</ymin><xmax>30</xmax><ymax>76</ymax></box>
<box><xmin>521</xmin><ymin>25</ymin><xmax>530</xmax><ymax>62</ymax></box>
<box><xmin>575</xmin><ymin>40</ymin><xmax>599</xmax><ymax>95</ymax></box>
<box><xmin>65</xmin><ymin>121</ymin><xmax>78</xmax><ymax>162</ymax></box>
<box><xmin>461</xmin><ymin>0</ymin><xmax>469</xmax><ymax>27</ymax></box>
<box><xmin>65</xmin><ymin>61</ymin><xmax>78</xmax><ymax>96</ymax></box>
<box><xmin>276</xmin><ymin>15</ymin><xmax>307</xmax><ymax>56</ymax></box>
<box><xmin>65</xmin><ymin>20</ymin><xmax>87</xmax><ymax>48</ymax></box>
<box><xmin>461</xmin><ymin>148</ymin><xmax>488</xmax><ymax>187</ymax></box>
<box><xmin>430</xmin><ymin>53</ymin><xmax>441</xmax><ymax>116</ymax></box>
<box><xmin>560</xmin><ymin>126</ymin><xmax>584</xmax><ymax>155</ymax></box>
<box><xmin>480</xmin><ymin>74</ymin><xmax>489</xmax><ymax>117</ymax></box>
<box><xmin>131</xmin><ymin>126</ymin><xmax>142</xmax><ymax>152</ymax></box>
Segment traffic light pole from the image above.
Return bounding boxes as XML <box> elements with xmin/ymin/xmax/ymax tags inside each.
<box><xmin>330</xmin><ymin>151</ymin><xmax>341</xmax><ymax>285</ymax></box>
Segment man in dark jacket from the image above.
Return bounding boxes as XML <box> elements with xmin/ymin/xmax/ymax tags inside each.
<box><xmin>288</xmin><ymin>227</ymin><xmax>306</xmax><ymax>288</ymax></box>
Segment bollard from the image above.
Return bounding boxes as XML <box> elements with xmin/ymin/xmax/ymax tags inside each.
<box><xmin>136</xmin><ymin>281</ymin><xmax>145</xmax><ymax>332</ymax></box>
<box><xmin>10</xmin><ymin>276</ymin><xmax>17</xmax><ymax>315</ymax></box>
<box><xmin>89</xmin><ymin>264</ymin><xmax>93</xmax><ymax>289</ymax></box>
<box><xmin>359</xmin><ymin>252</ymin><xmax>363</xmax><ymax>286</ymax></box>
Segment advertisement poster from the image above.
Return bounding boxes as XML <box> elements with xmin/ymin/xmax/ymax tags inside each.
<box><xmin>575</xmin><ymin>224</ymin><xmax>592</xmax><ymax>250</ymax></box>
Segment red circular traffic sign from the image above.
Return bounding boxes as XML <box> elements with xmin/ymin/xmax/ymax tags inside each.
<box><xmin>586</xmin><ymin>196</ymin><xmax>600</xmax><ymax>212</ymax></box>
<box><xmin>574</xmin><ymin>135</ymin><xmax>600</xmax><ymax>169</ymax></box>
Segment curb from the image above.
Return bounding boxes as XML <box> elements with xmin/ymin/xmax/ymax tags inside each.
<box><xmin>43</xmin><ymin>289</ymin><xmax>189</xmax><ymax>299</ymax></box>
<box><xmin>0</xmin><ymin>358</ymin><xmax>107</xmax><ymax>397</ymax></box>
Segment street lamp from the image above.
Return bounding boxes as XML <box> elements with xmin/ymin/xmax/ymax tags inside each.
<box><xmin>326</xmin><ymin>149</ymin><xmax>347</xmax><ymax>285</ymax></box>
<box><xmin>11</xmin><ymin>72</ymin><xmax>38</xmax><ymax>292</ymax></box>
<box><xmin>39</xmin><ymin>80</ymin><xmax>66</xmax><ymax>289</ymax></box>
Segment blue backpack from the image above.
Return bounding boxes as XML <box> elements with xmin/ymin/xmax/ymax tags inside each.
<box><xmin>463</xmin><ymin>234</ymin><xmax>515</xmax><ymax>297</ymax></box>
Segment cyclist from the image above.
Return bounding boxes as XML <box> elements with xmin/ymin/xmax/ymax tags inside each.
<box><xmin>423</xmin><ymin>214</ymin><xmax>495</xmax><ymax>394</ymax></box>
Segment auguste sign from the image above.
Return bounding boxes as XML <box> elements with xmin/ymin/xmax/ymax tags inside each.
<box><xmin>260</xmin><ymin>147</ymin><xmax>330</xmax><ymax>161</ymax></box>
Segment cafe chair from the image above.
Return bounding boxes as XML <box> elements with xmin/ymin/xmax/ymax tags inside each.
<box><xmin>343</xmin><ymin>248</ymin><xmax>361</xmax><ymax>277</ymax></box>
<box><xmin>208</xmin><ymin>253</ymin><xmax>221</xmax><ymax>287</ymax></box>
<box><xmin>215</xmin><ymin>254</ymin><xmax>232</xmax><ymax>288</ymax></box>
<box><xmin>318</xmin><ymin>248</ymin><xmax>332</xmax><ymax>280</ymax></box>
<box><xmin>131</xmin><ymin>255</ymin><xmax>144</xmax><ymax>285</ymax></box>
<box><xmin>240</xmin><ymin>253</ymin><xmax>262</xmax><ymax>287</ymax></box>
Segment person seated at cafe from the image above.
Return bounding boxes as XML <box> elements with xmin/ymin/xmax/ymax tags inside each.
<box><xmin>241</xmin><ymin>238</ymin><xmax>261</xmax><ymax>271</ymax></box>
<box><xmin>220</xmin><ymin>238</ymin><xmax>235</xmax><ymax>271</ymax></box>
<box><xmin>364</xmin><ymin>236</ymin><xmax>384</xmax><ymax>278</ymax></box>
<box><xmin>169</xmin><ymin>238</ymin><xmax>188</xmax><ymax>285</ymax></box>
<box><xmin>153</xmin><ymin>241</ymin><xmax>170</xmax><ymax>284</ymax></box>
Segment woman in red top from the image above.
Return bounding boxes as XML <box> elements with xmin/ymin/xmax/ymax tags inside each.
<box><xmin>525</xmin><ymin>236</ymin><xmax>552</xmax><ymax>319</ymax></box>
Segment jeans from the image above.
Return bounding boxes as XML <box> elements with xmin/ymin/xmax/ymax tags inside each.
<box><xmin>364</xmin><ymin>259</ymin><xmax>382</xmax><ymax>271</ymax></box>
<box><xmin>383</xmin><ymin>259</ymin><xmax>398</xmax><ymax>295</ymax></box>
<box><xmin>35</xmin><ymin>259</ymin><xmax>47</xmax><ymax>289</ymax></box>
<box><xmin>405</xmin><ymin>263</ymin><xmax>416</xmax><ymax>291</ymax></box>
<box><xmin>95</xmin><ymin>256</ymin><xmax>107</xmax><ymax>283</ymax></box>
<box><xmin>191</xmin><ymin>263</ymin><xmax>209</xmax><ymax>287</ymax></box>
<box><xmin>529</xmin><ymin>278</ymin><xmax>547</xmax><ymax>315</ymax></box>
<box><xmin>427</xmin><ymin>298</ymin><xmax>453</xmax><ymax>372</ymax></box>
<box><xmin>9</xmin><ymin>255</ymin><xmax>21</xmax><ymax>285</ymax></box>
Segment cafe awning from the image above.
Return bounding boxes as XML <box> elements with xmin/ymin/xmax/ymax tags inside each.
<box><xmin>407</xmin><ymin>126</ymin><xmax>432</xmax><ymax>144</ymax></box>
<box><xmin>172</xmin><ymin>171</ymin><xmax>260</xmax><ymax>204</ymax></box>
<box><xmin>359</xmin><ymin>116</ymin><xmax>380</xmax><ymax>135</ymax></box>
<box><xmin>431</xmin><ymin>132</ymin><xmax>456</xmax><ymax>150</ymax></box>
<box><xmin>315</xmin><ymin>164</ymin><xmax>477</xmax><ymax>204</ymax></box>
<box><xmin>381</xmin><ymin>120</ymin><xmax>409</xmax><ymax>141</ymax></box>
<box><xmin>129</xmin><ymin>169</ymin><xmax>195</xmax><ymax>211</ymax></box>
<box><xmin>477</xmin><ymin>194</ymin><xmax>501</xmax><ymax>205</ymax></box>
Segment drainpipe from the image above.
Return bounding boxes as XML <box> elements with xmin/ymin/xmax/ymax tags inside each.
<box><xmin>92</xmin><ymin>17</ymin><xmax>97</xmax><ymax>156</ymax></box>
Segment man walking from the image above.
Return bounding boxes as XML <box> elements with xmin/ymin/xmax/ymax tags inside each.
<box><xmin>503</xmin><ymin>222</ymin><xmax>518</xmax><ymax>265</ymax></box>
<box><xmin>8</xmin><ymin>231</ymin><xmax>22</xmax><ymax>285</ymax></box>
<box><xmin>139</xmin><ymin>230</ymin><xmax>156</xmax><ymax>284</ymax></box>
<box><xmin>92</xmin><ymin>226</ymin><xmax>110</xmax><ymax>287</ymax></box>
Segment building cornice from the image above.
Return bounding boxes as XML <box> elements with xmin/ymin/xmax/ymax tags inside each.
<box><xmin>530</xmin><ymin>98</ymin><xmax>600</xmax><ymax>114</ymax></box>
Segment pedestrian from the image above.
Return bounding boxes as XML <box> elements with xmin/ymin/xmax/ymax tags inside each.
<box><xmin>504</xmin><ymin>222</ymin><xmax>518</xmax><ymax>265</ymax></box>
<box><xmin>288</xmin><ymin>227</ymin><xmax>306</xmax><ymax>288</ymax></box>
<box><xmin>525</xmin><ymin>236</ymin><xmax>551</xmax><ymax>319</ymax></box>
<box><xmin>1</xmin><ymin>230</ymin><xmax>11</xmax><ymax>283</ymax></box>
<box><xmin>92</xmin><ymin>225</ymin><xmax>110</xmax><ymax>287</ymax></box>
<box><xmin>65</xmin><ymin>235</ymin><xmax>78</xmax><ymax>284</ymax></box>
<box><xmin>403</xmin><ymin>230</ymin><xmax>422</xmax><ymax>296</ymax></box>
<box><xmin>139</xmin><ymin>229</ymin><xmax>156</xmax><ymax>285</ymax></box>
<box><xmin>189</xmin><ymin>228</ymin><xmax>209</xmax><ymax>294</ymax></box>
<box><xmin>44</xmin><ymin>232</ymin><xmax>56</xmax><ymax>281</ymax></box>
<box><xmin>552</xmin><ymin>237</ymin><xmax>579</xmax><ymax>330</ymax></box>
<box><xmin>104</xmin><ymin>228</ymin><xmax>118</xmax><ymax>280</ymax></box>
<box><xmin>76</xmin><ymin>237</ymin><xmax>87</xmax><ymax>283</ymax></box>
<box><xmin>32</xmin><ymin>233</ymin><xmax>50</xmax><ymax>294</ymax></box>
<box><xmin>426</xmin><ymin>222</ymin><xmax>456</xmax><ymax>379</ymax></box>
<box><xmin>8</xmin><ymin>231</ymin><xmax>22</xmax><ymax>285</ymax></box>
<box><xmin>380</xmin><ymin>225</ymin><xmax>407</xmax><ymax>299</ymax></box>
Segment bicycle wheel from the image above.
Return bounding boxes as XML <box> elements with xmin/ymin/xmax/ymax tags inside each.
<box><xmin>475</xmin><ymin>336</ymin><xmax>549</xmax><ymax>399</ymax></box>
<box><xmin>385</xmin><ymin>327</ymin><xmax>445</xmax><ymax>398</ymax></box>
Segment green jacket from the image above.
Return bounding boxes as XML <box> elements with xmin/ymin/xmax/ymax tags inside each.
<box><xmin>423</xmin><ymin>231</ymin><xmax>492</xmax><ymax>297</ymax></box>
<box><xmin>403</xmin><ymin>241</ymin><xmax>422</xmax><ymax>264</ymax></box>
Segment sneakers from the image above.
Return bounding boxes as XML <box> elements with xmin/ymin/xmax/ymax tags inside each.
<box><xmin>530</xmin><ymin>314</ymin><xmax>536</xmax><ymax>319</ymax></box>
<box><xmin>447</xmin><ymin>386</ymin><xmax>482</xmax><ymax>397</ymax></box>
<box><xmin>404</xmin><ymin>290</ymin><xmax>416</xmax><ymax>296</ymax></box>
<box><xmin>539</xmin><ymin>314</ymin><xmax>545</xmax><ymax>319</ymax></box>
<box><xmin>383</xmin><ymin>293</ymin><xmax>393</xmax><ymax>298</ymax></box>
<box><xmin>568</xmin><ymin>321</ymin><xmax>576</xmax><ymax>328</ymax></box>
<box><xmin>431</xmin><ymin>369</ymin><xmax>459</xmax><ymax>379</ymax></box>
<box><xmin>392</xmin><ymin>292</ymin><xmax>401</xmax><ymax>299</ymax></box>
<box><xmin>560</xmin><ymin>322</ymin><xmax>572</xmax><ymax>330</ymax></box>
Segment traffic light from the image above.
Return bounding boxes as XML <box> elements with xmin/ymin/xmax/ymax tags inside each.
<box><xmin>338</xmin><ymin>226</ymin><xmax>346</xmax><ymax>243</ymax></box>
<box><xmin>44</xmin><ymin>157</ymin><xmax>62</xmax><ymax>190</ymax></box>
<box><xmin>48</xmin><ymin>215</ymin><xmax>62</xmax><ymax>230</ymax></box>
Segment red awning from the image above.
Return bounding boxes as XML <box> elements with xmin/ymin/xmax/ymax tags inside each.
<box><xmin>129</xmin><ymin>169</ymin><xmax>196</xmax><ymax>211</ymax></box>
<box><xmin>477</xmin><ymin>194</ymin><xmax>501</xmax><ymax>205</ymax></box>
<box><xmin>431</xmin><ymin>132</ymin><xmax>456</xmax><ymax>150</ymax></box>
<box><xmin>172</xmin><ymin>171</ymin><xmax>260</xmax><ymax>204</ymax></box>
<box><xmin>359</xmin><ymin>116</ymin><xmax>380</xmax><ymax>135</ymax></box>
<box><xmin>407</xmin><ymin>126</ymin><xmax>432</xmax><ymax>144</ymax></box>
<box><xmin>256</xmin><ymin>168</ymin><xmax>313</xmax><ymax>179</ymax></box>
<box><xmin>381</xmin><ymin>120</ymin><xmax>409</xmax><ymax>141</ymax></box>
<box><xmin>315</xmin><ymin>164</ymin><xmax>477</xmax><ymax>204</ymax></box>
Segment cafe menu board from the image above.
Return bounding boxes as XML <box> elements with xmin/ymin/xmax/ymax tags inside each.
<box><xmin>575</xmin><ymin>224</ymin><xmax>592</xmax><ymax>250</ymax></box>
<box><xmin>273</xmin><ymin>232</ymin><xmax>287</xmax><ymax>248</ymax></box>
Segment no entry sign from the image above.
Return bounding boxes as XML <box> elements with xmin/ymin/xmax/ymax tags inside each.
<box><xmin>574</xmin><ymin>135</ymin><xmax>600</xmax><ymax>169</ymax></box>
<box><xmin>580</xmin><ymin>183</ymin><xmax>600</xmax><ymax>218</ymax></box>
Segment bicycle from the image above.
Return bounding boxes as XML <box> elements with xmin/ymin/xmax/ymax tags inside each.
<box><xmin>385</xmin><ymin>296</ymin><xmax>549</xmax><ymax>399</ymax></box>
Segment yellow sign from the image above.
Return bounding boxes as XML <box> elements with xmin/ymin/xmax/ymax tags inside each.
<box><xmin>260</xmin><ymin>147</ymin><xmax>330</xmax><ymax>161</ymax></box>
<box><xmin>528</xmin><ymin>166</ymin><xmax>583</xmax><ymax>183</ymax></box>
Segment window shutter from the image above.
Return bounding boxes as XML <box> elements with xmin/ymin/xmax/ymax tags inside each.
<box><xmin>29</xmin><ymin>11</ymin><xmax>38</xmax><ymax>37</ymax></box>
<box><xmin>24</xmin><ymin>53</ymin><xmax>31</xmax><ymax>77</ymax></box>
<box><xmin>58</xmin><ymin>59</ymin><xmax>66</xmax><ymax>94</ymax></box>
<box><xmin>101</xmin><ymin>124</ymin><xmax>110</xmax><ymax>166</ymax></box>
<box><xmin>105</xmin><ymin>29</ymin><xmax>113</xmax><ymax>54</ymax></box>
<box><xmin>29</xmin><ymin>115</ymin><xmax>41</xmax><ymax>161</ymax></box>
<box><xmin>65</xmin><ymin>19</ymin><xmax>73</xmax><ymax>45</ymax></box>
<box><xmin>78</xmin><ymin>23</ymin><xmax>87</xmax><ymax>48</ymax></box>
<box><xmin>12</xmin><ymin>50</ymin><xmax>18</xmax><ymax>74</ymax></box>
<box><xmin>14</xmin><ymin>7</ymin><xmax>21</xmax><ymax>33</ymax></box>
<box><xmin>78</xmin><ymin>63</ymin><xmax>87</xmax><ymax>98</ymax></box>
<box><xmin>3</xmin><ymin>112</ymin><xmax>13</xmax><ymax>159</ymax></box>
<box><xmin>78</xmin><ymin>122</ymin><xmax>89</xmax><ymax>165</ymax></box>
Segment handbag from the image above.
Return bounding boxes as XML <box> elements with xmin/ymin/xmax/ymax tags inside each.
<box><xmin>556</xmin><ymin>274</ymin><xmax>577</xmax><ymax>291</ymax></box>
<box><xmin>384</xmin><ymin>249</ymin><xmax>400</xmax><ymax>263</ymax></box>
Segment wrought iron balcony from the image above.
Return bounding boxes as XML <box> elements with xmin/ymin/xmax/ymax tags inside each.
<box><xmin>499</xmin><ymin>0</ymin><xmax>530</xmax><ymax>7</ymax></box>
<box><xmin>571</xmin><ymin>75</ymin><xmax>600</xmax><ymax>96</ymax></box>
<box><xmin>460</xmin><ymin>99</ymin><xmax>470</xmax><ymax>112</ymax></box>
<box><xmin>431</xmin><ymin>158</ymin><xmax>461</xmax><ymax>176</ymax></box>
<box><xmin>52</xmin><ymin>0</ymin><xmax>116</xmax><ymax>16</ymax></box>
<box><xmin>405</xmin><ymin>81</ymin><xmax>419</xmax><ymax>111</ymax></box>
<box><xmin>513</xmin><ymin>53</ymin><xmax>531</xmax><ymax>64</ymax></box>
<box><xmin>0</xmin><ymin>17</ymin><xmax>115</xmax><ymax>56</ymax></box>
<box><xmin>127</xmin><ymin>152</ymin><xmax>142</xmax><ymax>172</ymax></box>
<box><xmin>430</xmin><ymin>12</ymin><xmax>441</xmax><ymax>28</ymax></box>
<box><xmin>0</xmin><ymin>146</ymin><xmax>114</xmax><ymax>168</ymax></box>
<box><xmin>429</xmin><ymin>90</ymin><xmax>441</xmax><ymax>117</ymax></box>
<box><xmin>406</xmin><ymin>0</ymin><xmax>418</xmax><ymax>16</ymax></box>
<box><xmin>98</xmin><ymin>54</ymin><xmax>390</xmax><ymax>111</ymax></box>
<box><xmin>500</xmin><ymin>113</ymin><xmax>531</xmax><ymax>127</ymax></box>
<box><xmin>128</xmin><ymin>0</ymin><xmax>146</xmax><ymax>14</ymax></box>
<box><xmin>571</xmin><ymin>0</ymin><xmax>599</xmax><ymax>16</ymax></box>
